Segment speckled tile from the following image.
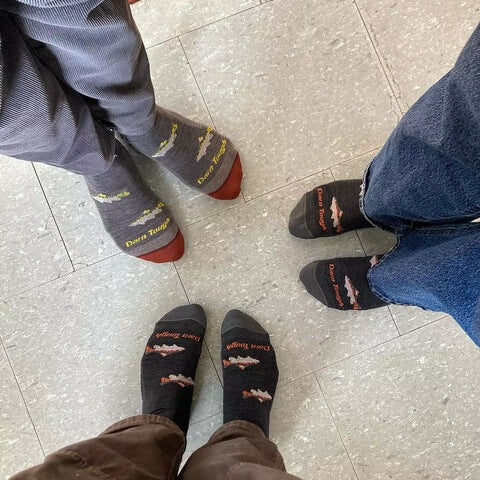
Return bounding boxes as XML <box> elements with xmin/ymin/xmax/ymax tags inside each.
<box><xmin>355</xmin><ymin>0</ymin><xmax>480</xmax><ymax>109</ymax></box>
<box><xmin>317</xmin><ymin>316</ymin><xmax>480</xmax><ymax>480</ymax></box>
<box><xmin>0</xmin><ymin>255</ymin><xmax>224</xmax><ymax>456</ymax></box>
<box><xmin>0</xmin><ymin>156</ymin><xmax>72</xmax><ymax>300</ymax></box>
<box><xmin>389</xmin><ymin>305</ymin><xmax>448</xmax><ymax>335</ymax></box>
<box><xmin>176</xmin><ymin>172</ymin><xmax>399</xmax><ymax>384</ymax></box>
<box><xmin>0</xmin><ymin>345</ymin><xmax>44</xmax><ymax>479</ymax></box>
<box><xmin>35</xmin><ymin>39</ymin><xmax>243</xmax><ymax>267</ymax></box>
<box><xmin>181</xmin><ymin>0</ymin><xmax>400</xmax><ymax>200</ymax></box>
<box><xmin>131</xmin><ymin>0</ymin><xmax>258</xmax><ymax>49</ymax></box>
<box><xmin>182</xmin><ymin>375</ymin><xmax>357</xmax><ymax>479</ymax></box>
<box><xmin>270</xmin><ymin>375</ymin><xmax>356</xmax><ymax>479</ymax></box>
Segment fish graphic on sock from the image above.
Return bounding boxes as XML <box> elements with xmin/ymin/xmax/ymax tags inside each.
<box><xmin>242</xmin><ymin>389</ymin><xmax>272</xmax><ymax>403</ymax></box>
<box><xmin>196</xmin><ymin>127</ymin><xmax>214</xmax><ymax>162</ymax></box>
<box><xmin>330</xmin><ymin>196</ymin><xmax>344</xmax><ymax>233</ymax></box>
<box><xmin>92</xmin><ymin>190</ymin><xmax>130</xmax><ymax>203</ymax></box>
<box><xmin>223</xmin><ymin>355</ymin><xmax>260</xmax><ymax>370</ymax></box>
<box><xmin>344</xmin><ymin>275</ymin><xmax>360</xmax><ymax>310</ymax></box>
<box><xmin>161</xmin><ymin>374</ymin><xmax>195</xmax><ymax>388</ymax></box>
<box><xmin>145</xmin><ymin>344</ymin><xmax>185</xmax><ymax>357</ymax></box>
<box><xmin>130</xmin><ymin>202</ymin><xmax>165</xmax><ymax>227</ymax></box>
<box><xmin>153</xmin><ymin>123</ymin><xmax>178</xmax><ymax>158</ymax></box>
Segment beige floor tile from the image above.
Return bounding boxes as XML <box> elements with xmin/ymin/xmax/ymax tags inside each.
<box><xmin>0</xmin><ymin>346</ymin><xmax>44</xmax><ymax>479</ymax></box>
<box><xmin>176</xmin><ymin>171</ymin><xmax>399</xmax><ymax>384</ymax></box>
<box><xmin>317</xmin><ymin>317</ymin><xmax>480</xmax><ymax>480</ymax></box>
<box><xmin>0</xmin><ymin>255</ymin><xmax>216</xmax><ymax>456</ymax></box>
<box><xmin>181</xmin><ymin>0</ymin><xmax>400</xmax><ymax>200</ymax></box>
<box><xmin>0</xmin><ymin>156</ymin><xmax>72</xmax><ymax>300</ymax></box>
<box><xmin>355</xmin><ymin>0</ymin><xmax>479</xmax><ymax>109</ymax></box>
<box><xmin>131</xmin><ymin>0</ymin><xmax>258</xmax><ymax>48</ymax></box>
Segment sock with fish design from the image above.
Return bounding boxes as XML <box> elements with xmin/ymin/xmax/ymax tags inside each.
<box><xmin>85</xmin><ymin>140</ymin><xmax>183</xmax><ymax>263</ymax></box>
<box><xmin>221</xmin><ymin>310</ymin><xmax>278</xmax><ymax>437</ymax></box>
<box><xmin>289</xmin><ymin>179</ymin><xmax>373</xmax><ymax>238</ymax></box>
<box><xmin>126</xmin><ymin>107</ymin><xmax>243</xmax><ymax>200</ymax></box>
<box><xmin>300</xmin><ymin>255</ymin><xmax>389</xmax><ymax>310</ymax></box>
<box><xmin>141</xmin><ymin>304</ymin><xmax>206</xmax><ymax>435</ymax></box>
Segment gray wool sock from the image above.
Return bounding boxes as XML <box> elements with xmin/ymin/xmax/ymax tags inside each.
<box><xmin>126</xmin><ymin>107</ymin><xmax>238</xmax><ymax>195</ymax></box>
<box><xmin>84</xmin><ymin>141</ymin><xmax>180</xmax><ymax>259</ymax></box>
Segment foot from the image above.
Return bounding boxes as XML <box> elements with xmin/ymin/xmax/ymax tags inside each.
<box><xmin>85</xmin><ymin>141</ymin><xmax>184</xmax><ymax>263</ymax></box>
<box><xmin>128</xmin><ymin>107</ymin><xmax>243</xmax><ymax>200</ymax></box>
<box><xmin>300</xmin><ymin>255</ymin><xmax>389</xmax><ymax>310</ymax></box>
<box><xmin>221</xmin><ymin>310</ymin><xmax>278</xmax><ymax>436</ymax></box>
<box><xmin>289</xmin><ymin>179</ymin><xmax>373</xmax><ymax>238</ymax></box>
<box><xmin>141</xmin><ymin>304</ymin><xmax>207</xmax><ymax>434</ymax></box>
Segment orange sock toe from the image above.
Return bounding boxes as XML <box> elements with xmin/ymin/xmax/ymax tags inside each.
<box><xmin>209</xmin><ymin>154</ymin><xmax>243</xmax><ymax>200</ymax></box>
<box><xmin>138</xmin><ymin>230</ymin><xmax>185</xmax><ymax>263</ymax></box>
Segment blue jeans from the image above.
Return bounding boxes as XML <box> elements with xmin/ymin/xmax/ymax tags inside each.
<box><xmin>361</xmin><ymin>25</ymin><xmax>480</xmax><ymax>346</ymax></box>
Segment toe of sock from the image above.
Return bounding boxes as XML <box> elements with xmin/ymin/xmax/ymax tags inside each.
<box><xmin>299</xmin><ymin>261</ymin><xmax>328</xmax><ymax>305</ymax></box>
<box><xmin>222</xmin><ymin>309</ymin><xmax>267</xmax><ymax>335</ymax></box>
<box><xmin>160</xmin><ymin>303</ymin><xmax>207</xmax><ymax>328</ymax></box>
<box><xmin>138</xmin><ymin>230</ymin><xmax>185</xmax><ymax>263</ymax></box>
<box><xmin>289</xmin><ymin>194</ymin><xmax>315</xmax><ymax>239</ymax></box>
<box><xmin>209</xmin><ymin>154</ymin><xmax>243</xmax><ymax>200</ymax></box>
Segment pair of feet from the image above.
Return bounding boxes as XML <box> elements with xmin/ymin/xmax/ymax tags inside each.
<box><xmin>141</xmin><ymin>305</ymin><xmax>278</xmax><ymax>437</ymax></box>
<box><xmin>86</xmin><ymin>112</ymin><xmax>242</xmax><ymax>263</ymax></box>
<box><xmin>289</xmin><ymin>179</ymin><xmax>389</xmax><ymax>310</ymax></box>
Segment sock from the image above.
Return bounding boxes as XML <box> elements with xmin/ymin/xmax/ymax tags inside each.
<box><xmin>221</xmin><ymin>310</ymin><xmax>278</xmax><ymax>436</ymax></box>
<box><xmin>126</xmin><ymin>107</ymin><xmax>243</xmax><ymax>200</ymax></box>
<box><xmin>141</xmin><ymin>304</ymin><xmax>206</xmax><ymax>434</ymax></box>
<box><xmin>85</xmin><ymin>141</ymin><xmax>184</xmax><ymax>263</ymax></box>
<box><xmin>289</xmin><ymin>179</ymin><xmax>373</xmax><ymax>238</ymax></box>
<box><xmin>300</xmin><ymin>255</ymin><xmax>389</xmax><ymax>310</ymax></box>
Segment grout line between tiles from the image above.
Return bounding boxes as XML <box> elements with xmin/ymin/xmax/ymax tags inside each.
<box><xmin>0</xmin><ymin>336</ymin><xmax>46</xmax><ymax>457</ymax></box>
<box><xmin>32</xmin><ymin>164</ymin><xmax>75</xmax><ymax>272</ymax></box>
<box><xmin>178</xmin><ymin>37</ymin><xmax>217</xmax><ymax>131</ymax></box>
<box><xmin>352</xmin><ymin>1</ymin><xmax>405</xmax><ymax>116</ymax></box>
<box><xmin>145</xmin><ymin>3</ymin><xmax>266</xmax><ymax>52</ymax></box>
<box><xmin>173</xmin><ymin>262</ymin><xmax>191</xmax><ymax>304</ymax></box>
<box><xmin>314</xmin><ymin>374</ymin><xmax>360</xmax><ymax>480</ymax></box>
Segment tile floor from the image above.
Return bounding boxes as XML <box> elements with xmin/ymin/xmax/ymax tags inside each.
<box><xmin>1</xmin><ymin>1</ymin><xmax>479</xmax><ymax>479</ymax></box>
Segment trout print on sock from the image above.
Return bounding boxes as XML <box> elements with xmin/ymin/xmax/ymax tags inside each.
<box><xmin>128</xmin><ymin>107</ymin><xmax>243</xmax><ymax>200</ymax></box>
<box><xmin>221</xmin><ymin>310</ymin><xmax>278</xmax><ymax>436</ymax></box>
<box><xmin>223</xmin><ymin>355</ymin><xmax>260</xmax><ymax>370</ymax></box>
<box><xmin>300</xmin><ymin>256</ymin><xmax>389</xmax><ymax>311</ymax></box>
<box><xmin>289</xmin><ymin>179</ymin><xmax>373</xmax><ymax>238</ymax></box>
<box><xmin>141</xmin><ymin>305</ymin><xmax>206</xmax><ymax>434</ymax></box>
<box><xmin>85</xmin><ymin>141</ymin><xmax>184</xmax><ymax>263</ymax></box>
<box><xmin>145</xmin><ymin>344</ymin><xmax>185</xmax><ymax>357</ymax></box>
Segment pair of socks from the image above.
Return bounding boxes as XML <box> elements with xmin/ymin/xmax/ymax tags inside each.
<box><xmin>289</xmin><ymin>180</ymin><xmax>389</xmax><ymax>310</ymax></box>
<box><xmin>141</xmin><ymin>305</ymin><xmax>278</xmax><ymax>437</ymax></box>
<box><xmin>86</xmin><ymin>111</ymin><xmax>242</xmax><ymax>263</ymax></box>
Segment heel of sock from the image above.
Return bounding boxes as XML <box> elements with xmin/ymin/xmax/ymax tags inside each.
<box><xmin>209</xmin><ymin>154</ymin><xmax>243</xmax><ymax>200</ymax></box>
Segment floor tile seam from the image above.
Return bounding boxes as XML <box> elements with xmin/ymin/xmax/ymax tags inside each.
<box><xmin>397</xmin><ymin>315</ymin><xmax>448</xmax><ymax>337</ymax></box>
<box><xmin>0</xmin><ymin>336</ymin><xmax>46</xmax><ymax>458</ymax></box>
<box><xmin>145</xmin><ymin>3</ymin><xmax>266</xmax><ymax>52</ymax></box>
<box><xmin>313</xmin><ymin>374</ymin><xmax>361</xmax><ymax>480</ymax></box>
<box><xmin>31</xmin><ymin>163</ymin><xmax>75</xmax><ymax>272</ymax></box>
<box><xmin>352</xmin><ymin>0</ymin><xmax>407</xmax><ymax>116</ymax></box>
<box><xmin>313</xmin><ymin>316</ymin><xmax>449</xmax><ymax>375</ymax></box>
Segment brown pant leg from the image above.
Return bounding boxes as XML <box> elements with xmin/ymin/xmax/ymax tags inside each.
<box><xmin>179</xmin><ymin>420</ymin><xmax>302</xmax><ymax>480</ymax></box>
<box><xmin>12</xmin><ymin>415</ymin><xmax>185</xmax><ymax>480</ymax></box>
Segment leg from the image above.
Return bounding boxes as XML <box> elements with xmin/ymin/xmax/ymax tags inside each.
<box><xmin>11</xmin><ymin>414</ymin><xmax>185</xmax><ymax>480</ymax></box>
<box><xmin>0</xmin><ymin>11</ymin><xmax>182</xmax><ymax>262</ymax></box>
<box><xmin>4</xmin><ymin>0</ymin><xmax>243</xmax><ymax>199</ymax></box>
<box><xmin>369</xmin><ymin>224</ymin><xmax>480</xmax><ymax>346</ymax></box>
<box><xmin>179</xmin><ymin>421</ymin><xmax>301</xmax><ymax>480</ymax></box>
<box><xmin>362</xmin><ymin>25</ymin><xmax>480</xmax><ymax>232</ymax></box>
<box><xmin>180</xmin><ymin>310</ymin><xmax>299</xmax><ymax>480</ymax></box>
